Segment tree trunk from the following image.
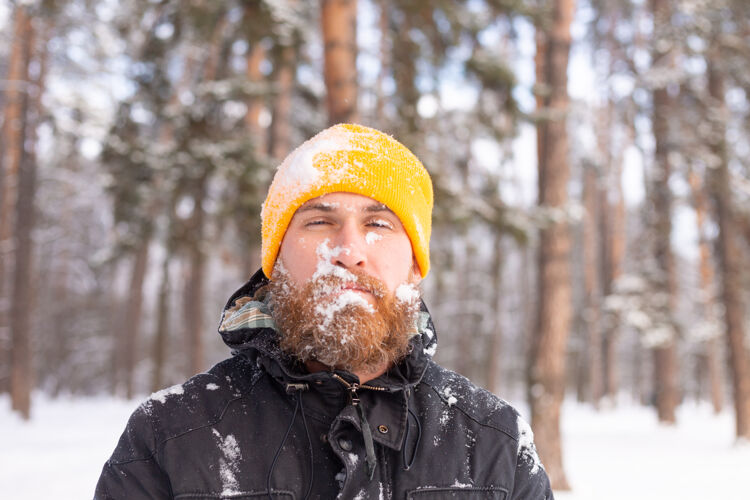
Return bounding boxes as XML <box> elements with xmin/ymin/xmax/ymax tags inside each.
<box><xmin>650</xmin><ymin>0</ymin><xmax>678</xmax><ymax>424</ymax></box>
<box><xmin>0</xmin><ymin>6</ymin><xmax>33</xmax><ymax>397</ymax></box>
<box><xmin>486</xmin><ymin>234</ymin><xmax>504</xmax><ymax>395</ymax></box>
<box><xmin>392</xmin><ymin>10</ymin><xmax>419</xmax><ymax>138</ymax></box>
<box><xmin>529</xmin><ymin>0</ymin><xmax>575</xmax><ymax>490</ymax></box>
<box><xmin>688</xmin><ymin>168</ymin><xmax>723</xmax><ymax>413</ymax></box>
<box><xmin>466</xmin><ymin>240</ymin><xmax>484</xmax><ymax>384</ymax></box>
<box><xmin>203</xmin><ymin>13</ymin><xmax>228</xmax><ymax>86</ymax></box>
<box><xmin>109</xmin><ymin>263</ymin><xmax>124</xmax><ymax>396</ymax></box>
<box><xmin>270</xmin><ymin>46</ymin><xmax>294</xmax><ymax>160</ymax></box>
<box><xmin>321</xmin><ymin>0</ymin><xmax>358</xmax><ymax>125</ymax></box>
<box><xmin>238</xmin><ymin>37</ymin><xmax>266</xmax><ymax>278</ymax></box>
<box><xmin>603</xmin><ymin>171</ymin><xmax>625</xmax><ymax>402</ymax></box>
<box><xmin>582</xmin><ymin>165</ymin><xmax>603</xmax><ymax>407</ymax></box>
<box><xmin>0</xmin><ymin>5</ymin><xmax>32</xmax><ymax>251</ymax></box>
<box><xmin>8</xmin><ymin>6</ymin><xmax>40</xmax><ymax>419</ymax></box>
<box><xmin>243</xmin><ymin>1</ymin><xmax>267</xmax><ymax>153</ymax></box>
<box><xmin>245</xmin><ymin>41</ymin><xmax>267</xmax><ymax>154</ymax></box>
<box><xmin>739</xmin><ymin>213</ymin><xmax>750</xmax><ymax>253</ymax></box>
<box><xmin>632</xmin><ymin>337</ymin><xmax>645</xmax><ymax>404</ymax></box>
<box><xmin>151</xmin><ymin>251</ymin><xmax>171</xmax><ymax>392</ymax></box>
<box><xmin>123</xmin><ymin>234</ymin><xmax>151</xmax><ymax>399</ymax></box>
<box><xmin>375</xmin><ymin>0</ymin><xmax>389</xmax><ymax>125</ymax></box>
<box><xmin>9</xmin><ymin>98</ymin><xmax>35</xmax><ymax>420</ymax></box>
<box><xmin>599</xmin><ymin>179</ymin><xmax>621</xmax><ymax>404</ymax></box>
<box><xmin>706</xmin><ymin>53</ymin><xmax>750</xmax><ymax>439</ymax></box>
<box><xmin>653</xmin><ymin>346</ymin><xmax>678</xmax><ymax>420</ymax></box>
<box><xmin>184</xmin><ymin>178</ymin><xmax>207</xmax><ymax>376</ymax></box>
<box><xmin>598</xmin><ymin>100</ymin><xmax>626</xmax><ymax>404</ymax></box>
<box><xmin>453</xmin><ymin>229</ymin><xmax>472</xmax><ymax>379</ymax></box>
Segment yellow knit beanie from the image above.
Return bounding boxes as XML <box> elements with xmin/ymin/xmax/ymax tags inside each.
<box><xmin>261</xmin><ymin>123</ymin><xmax>433</xmax><ymax>279</ymax></box>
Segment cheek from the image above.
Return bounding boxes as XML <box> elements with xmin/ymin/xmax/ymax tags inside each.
<box><xmin>379</xmin><ymin>238</ymin><xmax>415</xmax><ymax>286</ymax></box>
<box><xmin>279</xmin><ymin>236</ymin><xmax>317</xmax><ymax>284</ymax></box>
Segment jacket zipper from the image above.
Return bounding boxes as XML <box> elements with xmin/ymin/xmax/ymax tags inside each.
<box><xmin>331</xmin><ymin>373</ymin><xmax>382</xmax><ymax>480</ymax></box>
<box><xmin>331</xmin><ymin>373</ymin><xmax>387</xmax><ymax>402</ymax></box>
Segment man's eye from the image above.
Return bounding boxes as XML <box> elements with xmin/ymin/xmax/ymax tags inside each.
<box><xmin>368</xmin><ymin>219</ymin><xmax>392</xmax><ymax>229</ymax></box>
<box><xmin>305</xmin><ymin>220</ymin><xmax>330</xmax><ymax>227</ymax></box>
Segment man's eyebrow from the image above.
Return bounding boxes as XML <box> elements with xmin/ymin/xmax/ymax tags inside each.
<box><xmin>296</xmin><ymin>202</ymin><xmax>336</xmax><ymax>213</ymax></box>
<box><xmin>364</xmin><ymin>203</ymin><xmax>393</xmax><ymax>213</ymax></box>
<box><xmin>296</xmin><ymin>202</ymin><xmax>394</xmax><ymax>214</ymax></box>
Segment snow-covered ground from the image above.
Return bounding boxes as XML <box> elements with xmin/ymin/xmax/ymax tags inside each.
<box><xmin>555</xmin><ymin>400</ymin><xmax>750</xmax><ymax>500</ymax></box>
<box><xmin>0</xmin><ymin>395</ymin><xmax>135</xmax><ymax>500</ymax></box>
<box><xmin>1</xmin><ymin>394</ymin><xmax>749</xmax><ymax>499</ymax></box>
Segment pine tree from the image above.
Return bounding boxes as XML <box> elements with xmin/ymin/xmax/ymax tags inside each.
<box><xmin>321</xmin><ymin>0</ymin><xmax>358</xmax><ymax>124</ymax></box>
<box><xmin>649</xmin><ymin>0</ymin><xmax>679</xmax><ymax>424</ymax></box>
<box><xmin>529</xmin><ymin>0</ymin><xmax>576</xmax><ymax>490</ymax></box>
<box><xmin>706</xmin><ymin>35</ymin><xmax>750</xmax><ymax>440</ymax></box>
<box><xmin>0</xmin><ymin>5</ymin><xmax>33</xmax><ymax>401</ymax></box>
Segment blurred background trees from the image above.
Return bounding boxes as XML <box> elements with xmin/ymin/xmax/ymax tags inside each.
<box><xmin>2</xmin><ymin>0</ymin><xmax>750</xmax><ymax>490</ymax></box>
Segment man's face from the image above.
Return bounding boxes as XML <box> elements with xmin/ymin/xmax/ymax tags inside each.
<box><xmin>268</xmin><ymin>192</ymin><xmax>423</xmax><ymax>375</ymax></box>
<box><xmin>278</xmin><ymin>192</ymin><xmax>420</xmax><ymax>298</ymax></box>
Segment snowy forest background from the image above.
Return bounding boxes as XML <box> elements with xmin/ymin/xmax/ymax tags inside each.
<box><xmin>2</xmin><ymin>0</ymin><xmax>750</xmax><ymax>496</ymax></box>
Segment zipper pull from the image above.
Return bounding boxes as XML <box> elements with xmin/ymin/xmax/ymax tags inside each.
<box><xmin>348</xmin><ymin>383</ymin><xmax>360</xmax><ymax>406</ymax></box>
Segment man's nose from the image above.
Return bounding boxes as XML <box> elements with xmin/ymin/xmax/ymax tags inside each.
<box><xmin>331</xmin><ymin>223</ymin><xmax>367</xmax><ymax>269</ymax></box>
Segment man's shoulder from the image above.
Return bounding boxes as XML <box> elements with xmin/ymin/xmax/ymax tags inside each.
<box><xmin>419</xmin><ymin>360</ymin><xmax>522</xmax><ymax>442</ymax></box>
<box><xmin>131</xmin><ymin>355</ymin><xmax>265</xmax><ymax>441</ymax></box>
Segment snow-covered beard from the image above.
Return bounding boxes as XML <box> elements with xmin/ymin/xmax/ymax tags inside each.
<box><xmin>265</xmin><ymin>265</ymin><xmax>421</xmax><ymax>375</ymax></box>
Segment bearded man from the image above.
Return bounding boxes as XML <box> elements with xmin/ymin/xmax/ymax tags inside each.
<box><xmin>96</xmin><ymin>124</ymin><xmax>553</xmax><ymax>499</ymax></box>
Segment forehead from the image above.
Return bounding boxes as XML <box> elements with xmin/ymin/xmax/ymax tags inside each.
<box><xmin>295</xmin><ymin>192</ymin><xmax>392</xmax><ymax>214</ymax></box>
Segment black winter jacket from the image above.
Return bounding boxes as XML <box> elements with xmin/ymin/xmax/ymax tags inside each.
<box><xmin>96</xmin><ymin>271</ymin><xmax>553</xmax><ymax>499</ymax></box>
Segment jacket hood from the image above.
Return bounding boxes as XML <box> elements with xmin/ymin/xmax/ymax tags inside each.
<box><xmin>217</xmin><ymin>268</ymin><xmax>438</xmax><ymax>390</ymax></box>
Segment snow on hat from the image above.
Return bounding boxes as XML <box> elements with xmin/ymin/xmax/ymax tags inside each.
<box><xmin>261</xmin><ymin>123</ymin><xmax>433</xmax><ymax>279</ymax></box>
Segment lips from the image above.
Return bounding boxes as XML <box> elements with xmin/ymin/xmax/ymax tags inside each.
<box><xmin>340</xmin><ymin>283</ymin><xmax>371</xmax><ymax>294</ymax></box>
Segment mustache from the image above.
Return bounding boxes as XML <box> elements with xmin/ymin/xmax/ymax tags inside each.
<box><xmin>310</xmin><ymin>269</ymin><xmax>387</xmax><ymax>299</ymax></box>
